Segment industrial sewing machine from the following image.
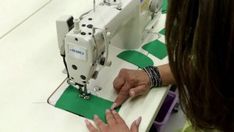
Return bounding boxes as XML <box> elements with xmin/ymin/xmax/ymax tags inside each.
<box><xmin>56</xmin><ymin>0</ymin><xmax>162</xmax><ymax>99</ymax></box>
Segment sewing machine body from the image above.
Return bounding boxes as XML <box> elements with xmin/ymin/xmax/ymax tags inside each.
<box><xmin>56</xmin><ymin>0</ymin><xmax>162</xmax><ymax>96</ymax></box>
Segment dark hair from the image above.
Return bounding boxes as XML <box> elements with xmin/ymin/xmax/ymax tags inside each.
<box><xmin>165</xmin><ymin>0</ymin><xmax>234</xmax><ymax>131</ymax></box>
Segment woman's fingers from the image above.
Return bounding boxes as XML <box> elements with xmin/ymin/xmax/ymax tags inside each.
<box><xmin>113</xmin><ymin>76</ymin><xmax>125</xmax><ymax>93</ymax></box>
<box><xmin>106</xmin><ymin>109</ymin><xmax>116</xmax><ymax>125</ymax></box>
<box><xmin>111</xmin><ymin>110</ymin><xmax>125</xmax><ymax>124</ymax></box>
<box><xmin>112</xmin><ymin>83</ymin><xmax>130</xmax><ymax>109</ymax></box>
<box><xmin>86</xmin><ymin>112</ymin><xmax>141</xmax><ymax>132</ymax></box>
<box><xmin>93</xmin><ymin>115</ymin><xmax>106</xmax><ymax>130</ymax></box>
<box><xmin>130</xmin><ymin>117</ymin><xmax>142</xmax><ymax>132</ymax></box>
<box><xmin>85</xmin><ymin>119</ymin><xmax>98</xmax><ymax>132</ymax></box>
<box><xmin>112</xmin><ymin>84</ymin><xmax>149</xmax><ymax>109</ymax></box>
<box><xmin>129</xmin><ymin>85</ymin><xmax>148</xmax><ymax>97</ymax></box>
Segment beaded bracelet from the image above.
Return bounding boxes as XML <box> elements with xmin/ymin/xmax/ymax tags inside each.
<box><xmin>142</xmin><ymin>66</ymin><xmax>162</xmax><ymax>88</ymax></box>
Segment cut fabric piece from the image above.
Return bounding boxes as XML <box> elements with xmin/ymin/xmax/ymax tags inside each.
<box><xmin>117</xmin><ymin>50</ymin><xmax>154</xmax><ymax>68</ymax></box>
<box><xmin>55</xmin><ymin>85</ymin><xmax>120</xmax><ymax>123</ymax></box>
<box><xmin>162</xmin><ymin>0</ymin><xmax>168</xmax><ymax>14</ymax></box>
<box><xmin>159</xmin><ymin>28</ymin><xmax>165</xmax><ymax>35</ymax></box>
<box><xmin>142</xmin><ymin>40</ymin><xmax>168</xmax><ymax>60</ymax></box>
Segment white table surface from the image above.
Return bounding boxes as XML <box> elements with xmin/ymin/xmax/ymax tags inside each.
<box><xmin>0</xmin><ymin>0</ymin><xmax>169</xmax><ymax>132</ymax></box>
<box><xmin>0</xmin><ymin>0</ymin><xmax>51</xmax><ymax>39</ymax></box>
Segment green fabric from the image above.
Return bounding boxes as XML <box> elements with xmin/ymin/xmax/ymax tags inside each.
<box><xmin>117</xmin><ymin>50</ymin><xmax>154</xmax><ymax>68</ymax></box>
<box><xmin>162</xmin><ymin>0</ymin><xmax>168</xmax><ymax>14</ymax></box>
<box><xmin>142</xmin><ymin>40</ymin><xmax>168</xmax><ymax>60</ymax></box>
<box><xmin>159</xmin><ymin>28</ymin><xmax>166</xmax><ymax>35</ymax></box>
<box><xmin>55</xmin><ymin>85</ymin><xmax>120</xmax><ymax>123</ymax></box>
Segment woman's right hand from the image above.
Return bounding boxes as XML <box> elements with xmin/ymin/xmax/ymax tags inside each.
<box><xmin>112</xmin><ymin>68</ymin><xmax>151</xmax><ymax>109</ymax></box>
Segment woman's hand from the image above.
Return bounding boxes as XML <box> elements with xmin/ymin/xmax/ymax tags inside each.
<box><xmin>112</xmin><ymin>69</ymin><xmax>151</xmax><ymax>109</ymax></box>
<box><xmin>85</xmin><ymin>110</ymin><xmax>142</xmax><ymax>132</ymax></box>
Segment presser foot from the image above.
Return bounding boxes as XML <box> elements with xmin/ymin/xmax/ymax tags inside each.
<box><xmin>78</xmin><ymin>85</ymin><xmax>91</xmax><ymax>100</ymax></box>
<box><xmin>67</xmin><ymin>78</ymin><xmax>91</xmax><ymax>100</ymax></box>
<box><xmin>79</xmin><ymin>92</ymin><xmax>91</xmax><ymax>100</ymax></box>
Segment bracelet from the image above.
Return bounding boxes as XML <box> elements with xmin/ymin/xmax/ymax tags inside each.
<box><xmin>142</xmin><ymin>66</ymin><xmax>162</xmax><ymax>88</ymax></box>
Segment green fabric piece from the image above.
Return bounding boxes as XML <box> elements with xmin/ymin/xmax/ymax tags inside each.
<box><xmin>117</xmin><ymin>50</ymin><xmax>154</xmax><ymax>68</ymax></box>
<box><xmin>142</xmin><ymin>40</ymin><xmax>168</xmax><ymax>60</ymax></box>
<box><xmin>55</xmin><ymin>85</ymin><xmax>120</xmax><ymax>123</ymax></box>
<box><xmin>159</xmin><ymin>28</ymin><xmax>166</xmax><ymax>35</ymax></box>
<box><xmin>162</xmin><ymin>0</ymin><xmax>168</xmax><ymax>14</ymax></box>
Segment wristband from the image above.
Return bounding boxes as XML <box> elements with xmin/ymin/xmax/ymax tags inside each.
<box><xmin>142</xmin><ymin>66</ymin><xmax>162</xmax><ymax>88</ymax></box>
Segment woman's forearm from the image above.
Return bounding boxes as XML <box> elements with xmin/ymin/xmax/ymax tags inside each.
<box><xmin>157</xmin><ymin>64</ymin><xmax>175</xmax><ymax>86</ymax></box>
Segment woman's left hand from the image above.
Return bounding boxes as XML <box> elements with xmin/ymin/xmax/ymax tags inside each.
<box><xmin>85</xmin><ymin>109</ymin><xmax>141</xmax><ymax>132</ymax></box>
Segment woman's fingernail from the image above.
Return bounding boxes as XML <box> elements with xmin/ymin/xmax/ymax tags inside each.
<box><xmin>130</xmin><ymin>90</ymin><xmax>135</xmax><ymax>96</ymax></box>
<box><xmin>111</xmin><ymin>103</ymin><xmax>117</xmax><ymax>109</ymax></box>
<box><xmin>94</xmin><ymin>114</ymin><xmax>98</xmax><ymax>119</ymax></box>
<box><xmin>135</xmin><ymin>116</ymin><xmax>142</xmax><ymax>126</ymax></box>
<box><xmin>112</xmin><ymin>110</ymin><xmax>117</xmax><ymax>114</ymax></box>
<box><xmin>85</xmin><ymin>119</ymin><xmax>90</xmax><ymax>125</ymax></box>
<box><xmin>106</xmin><ymin>109</ymin><xmax>110</xmax><ymax>113</ymax></box>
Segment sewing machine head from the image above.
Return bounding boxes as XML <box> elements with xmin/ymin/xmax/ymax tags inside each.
<box><xmin>56</xmin><ymin>0</ymin><xmax>162</xmax><ymax>99</ymax></box>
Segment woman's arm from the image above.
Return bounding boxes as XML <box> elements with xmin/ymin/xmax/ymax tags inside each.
<box><xmin>158</xmin><ymin>64</ymin><xmax>175</xmax><ymax>86</ymax></box>
<box><xmin>112</xmin><ymin>64</ymin><xmax>175</xmax><ymax>109</ymax></box>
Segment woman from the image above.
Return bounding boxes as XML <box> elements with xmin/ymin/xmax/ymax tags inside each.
<box><xmin>85</xmin><ymin>0</ymin><xmax>234</xmax><ymax>131</ymax></box>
